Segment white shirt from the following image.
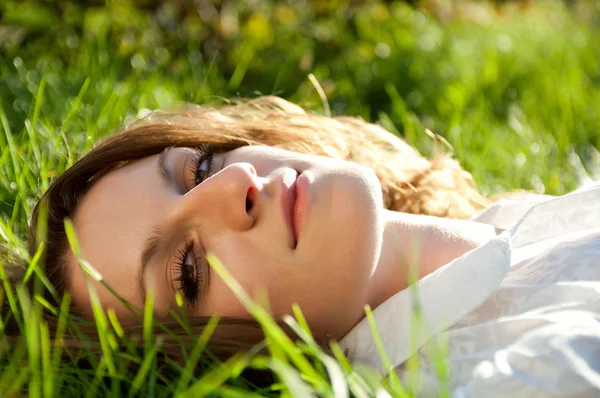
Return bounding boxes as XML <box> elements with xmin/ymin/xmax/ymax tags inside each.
<box><xmin>340</xmin><ymin>184</ymin><xmax>600</xmax><ymax>397</ymax></box>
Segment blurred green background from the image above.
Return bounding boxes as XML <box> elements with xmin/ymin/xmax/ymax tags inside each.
<box><xmin>1</xmin><ymin>0</ymin><xmax>600</xmax><ymax>230</ymax></box>
<box><xmin>1</xmin><ymin>1</ymin><xmax>600</xmax><ymax>395</ymax></box>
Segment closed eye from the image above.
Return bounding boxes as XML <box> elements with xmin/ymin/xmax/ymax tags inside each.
<box><xmin>171</xmin><ymin>239</ymin><xmax>205</xmax><ymax>307</ymax></box>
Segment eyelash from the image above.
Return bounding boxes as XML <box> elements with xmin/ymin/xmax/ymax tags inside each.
<box><xmin>173</xmin><ymin>240</ymin><xmax>203</xmax><ymax>307</ymax></box>
<box><xmin>188</xmin><ymin>144</ymin><xmax>216</xmax><ymax>188</ymax></box>
<box><xmin>174</xmin><ymin>145</ymin><xmax>216</xmax><ymax>306</ymax></box>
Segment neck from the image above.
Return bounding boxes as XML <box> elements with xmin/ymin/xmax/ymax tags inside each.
<box><xmin>366</xmin><ymin>210</ymin><xmax>497</xmax><ymax>310</ymax></box>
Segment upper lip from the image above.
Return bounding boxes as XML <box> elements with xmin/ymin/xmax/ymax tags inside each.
<box><xmin>280</xmin><ymin>171</ymin><xmax>299</xmax><ymax>249</ymax></box>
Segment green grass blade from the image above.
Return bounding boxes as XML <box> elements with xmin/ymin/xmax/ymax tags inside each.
<box><xmin>174</xmin><ymin>315</ymin><xmax>220</xmax><ymax>392</ymax></box>
<box><xmin>63</xmin><ymin>218</ymin><xmax>117</xmax><ymax>376</ymax></box>
<box><xmin>128</xmin><ymin>339</ymin><xmax>161</xmax><ymax>397</ymax></box>
<box><xmin>364</xmin><ymin>306</ymin><xmax>407</xmax><ymax>397</ymax></box>
<box><xmin>177</xmin><ymin>351</ymin><xmax>250</xmax><ymax>397</ymax></box>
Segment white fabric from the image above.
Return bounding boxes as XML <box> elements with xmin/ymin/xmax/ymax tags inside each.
<box><xmin>340</xmin><ymin>185</ymin><xmax>600</xmax><ymax>397</ymax></box>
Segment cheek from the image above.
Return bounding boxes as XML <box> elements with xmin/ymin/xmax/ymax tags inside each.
<box><xmin>200</xmin><ymin>237</ymin><xmax>295</xmax><ymax>316</ymax></box>
<box><xmin>307</xmin><ymin>167</ymin><xmax>383</xmax><ymax>272</ymax></box>
<box><xmin>301</xmin><ymin>168</ymin><xmax>383</xmax><ymax>303</ymax></box>
<box><xmin>200</xmin><ymin>237</ymin><xmax>329</xmax><ymax>318</ymax></box>
<box><xmin>199</xmin><ymin>276</ymin><xmax>248</xmax><ymax>317</ymax></box>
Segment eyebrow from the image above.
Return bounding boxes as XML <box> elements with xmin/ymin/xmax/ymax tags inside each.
<box><xmin>137</xmin><ymin>149</ymin><xmax>172</xmax><ymax>303</ymax></box>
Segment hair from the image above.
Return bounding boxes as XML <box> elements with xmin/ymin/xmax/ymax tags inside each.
<box><xmin>3</xmin><ymin>96</ymin><xmax>488</xmax><ymax>384</ymax></box>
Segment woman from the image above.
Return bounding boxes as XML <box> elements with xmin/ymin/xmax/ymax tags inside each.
<box><xmin>13</xmin><ymin>96</ymin><xmax>600</xmax><ymax>395</ymax></box>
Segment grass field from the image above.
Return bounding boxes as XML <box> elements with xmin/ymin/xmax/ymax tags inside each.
<box><xmin>1</xmin><ymin>0</ymin><xmax>600</xmax><ymax>396</ymax></box>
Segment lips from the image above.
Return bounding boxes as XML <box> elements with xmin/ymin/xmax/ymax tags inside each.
<box><xmin>293</xmin><ymin>172</ymin><xmax>308</xmax><ymax>245</ymax></box>
<box><xmin>280</xmin><ymin>170</ymin><xmax>299</xmax><ymax>249</ymax></box>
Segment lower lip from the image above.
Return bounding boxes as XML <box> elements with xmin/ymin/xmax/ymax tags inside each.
<box><xmin>293</xmin><ymin>172</ymin><xmax>310</xmax><ymax>244</ymax></box>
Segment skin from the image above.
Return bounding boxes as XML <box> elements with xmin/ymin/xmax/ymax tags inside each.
<box><xmin>70</xmin><ymin>145</ymin><xmax>496</xmax><ymax>339</ymax></box>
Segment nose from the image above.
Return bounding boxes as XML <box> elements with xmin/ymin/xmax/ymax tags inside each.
<box><xmin>174</xmin><ymin>162</ymin><xmax>261</xmax><ymax>233</ymax></box>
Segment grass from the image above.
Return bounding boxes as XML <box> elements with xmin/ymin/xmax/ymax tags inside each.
<box><xmin>0</xmin><ymin>0</ymin><xmax>599</xmax><ymax>396</ymax></box>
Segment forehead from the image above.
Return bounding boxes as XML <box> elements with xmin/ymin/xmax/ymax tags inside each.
<box><xmin>69</xmin><ymin>155</ymin><xmax>164</xmax><ymax>313</ymax></box>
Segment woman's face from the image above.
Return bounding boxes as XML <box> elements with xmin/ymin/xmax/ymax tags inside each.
<box><xmin>70</xmin><ymin>145</ymin><xmax>384</xmax><ymax>338</ymax></box>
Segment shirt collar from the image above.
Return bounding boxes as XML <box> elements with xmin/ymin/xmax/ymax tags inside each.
<box><xmin>339</xmin><ymin>232</ymin><xmax>512</xmax><ymax>374</ymax></box>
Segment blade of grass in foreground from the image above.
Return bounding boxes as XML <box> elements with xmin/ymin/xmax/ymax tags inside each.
<box><xmin>51</xmin><ymin>293</ymin><xmax>72</xmax><ymax>371</ymax></box>
<box><xmin>0</xmin><ymin>342</ymin><xmax>29</xmax><ymax>394</ymax></box>
<box><xmin>40</xmin><ymin>320</ymin><xmax>53</xmax><ymax>397</ymax></box>
<box><xmin>129</xmin><ymin>339</ymin><xmax>161</xmax><ymax>397</ymax></box>
<box><xmin>260</xmin><ymin>356</ymin><xmax>317</xmax><ymax>398</ymax></box>
<box><xmin>59</xmin><ymin>77</ymin><xmax>91</xmax><ymax>165</ymax></box>
<box><xmin>0</xmin><ymin>101</ymin><xmax>22</xmax><ymax>178</ymax></box>
<box><xmin>143</xmin><ymin>291</ymin><xmax>155</xmax><ymax>354</ymax></box>
<box><xmin>174</xmin><ymin>315</ymin><xmax>220</xmax><ymax>392</ymax></box>
<box><xmin>16</xmin><ymin>286</ymin><xmax>41</xmax><ymax>398</ymax></box>
<box><xmin>364</xmin><ymin>305</ymin><xmax>408</xmax><ymax>398</ymax></box>
<box><xmin>83</xmin><ymin>359</ymin><xmax>108</xmax><ymax>398</ymax></box>
<box><xmin>21</xmin><ymin>243</ymin><xmax>59</xmax><ymax>300</ymax></box>
<box><xmin>64</xmin><ymin>218</ymin><xmax>117</xmax><ymax>376</ymax></box>
<box><xmin>329</xmin><ymin>342</ymin><xmax>373</xmax><ymax>398</ymax></box>
<box><xmin>207</xmin><ymin>253</ymin><xmax>325</xmax><ymax>388</ymax></box>
<box><xmin>283</xmin><ymin>312</ymin><xmax>349</xmax><ymax>398</ymax></box>
<box><xmin>0</xmin><ymin>261</ymin><xmax>23</xmax><ymax>332</ymax></box>
<box><xmin>177</xmin><ymin>351</ymin><xmax>253</xmax><ymax>397</ymax></box>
